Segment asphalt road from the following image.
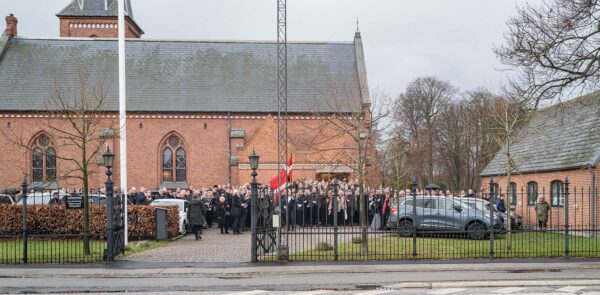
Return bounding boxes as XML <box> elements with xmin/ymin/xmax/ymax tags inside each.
<box><xmin>2</xmin><ymin>261</ymin><xmax>600</xmax><ymax>294</ymax></box>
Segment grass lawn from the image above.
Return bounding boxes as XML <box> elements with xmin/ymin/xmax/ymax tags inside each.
<box><xmin>0</xmin><ymin>239</ymin><xmax>106</xmax><ymax>263</ymax></box>
<box><xmin>289</xmin><ymin>232</ymin><xmax>600</xmax><ymax>261</ymax></box>
<box><xmin>1</xmin><ymin>238</ymin><xmax>172</xmax><ymax>263</ymax></box>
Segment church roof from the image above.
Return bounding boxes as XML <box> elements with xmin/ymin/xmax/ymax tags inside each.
<box><xmin>57</xmin><ymin>0</ymin><xmax>134</xmax><ymax>18</ymax></box>
<box><xmin>0</xmin><ymin>37</ymin><xmax>363</xmax><ymax>113</ymax></box>
<box><xmin>481</xmin><ymin>91</ymin><xmax>600</xmax><ymax>176</ymax></box>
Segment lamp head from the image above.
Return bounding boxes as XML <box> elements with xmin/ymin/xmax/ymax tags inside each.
<box><xmin>248</xmin><ymin>149</ymin><xmax>259</xmax><ymax>170</ymax></box>
<box><xmin>103</xmin><ymin>147</ymin><xmax>114</xmax><ymax>169</ymax></box>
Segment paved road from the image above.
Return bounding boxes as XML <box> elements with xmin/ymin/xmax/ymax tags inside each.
<box><xmin>125</xmin><ymin>227</ymin><xmax>251</xmax><ymax>263</ymax></box>
<box><xmin>2</xmin><ymin>261</ymin><xmax>600</xmax><ymax>294</ymax></box>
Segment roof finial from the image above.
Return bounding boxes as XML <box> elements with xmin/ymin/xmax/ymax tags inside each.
<box><xmin>356</xmin><ymin>17</ymin><xmax>359</xmax><ymax>32</ymax></box>
<box><xmin>355</xmin><ymin>17</ymin><xmax>361</xmax><ymax>38</ymax></box>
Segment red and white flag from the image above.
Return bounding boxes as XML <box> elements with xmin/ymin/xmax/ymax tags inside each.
<box><xmin>269</xmin><ymin>155</ymin><xmax>293</xmax><ymax>203</ymax></box>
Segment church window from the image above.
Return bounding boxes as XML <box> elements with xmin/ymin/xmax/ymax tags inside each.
<box><xmin>31</xmin><ymin>134</ymin><xmax>56</xmax><ymax>183</ymax></box>
<box><xmin>161</xmin><ymin>134</ymin><xmax>186</xmax><ymax>183</ymax></box>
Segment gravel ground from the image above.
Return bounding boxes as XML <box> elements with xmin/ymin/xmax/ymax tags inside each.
<box><xmin>125</xmin><ymin>227</ymin><xmax>251</xmax><ymax>263</ymax></box>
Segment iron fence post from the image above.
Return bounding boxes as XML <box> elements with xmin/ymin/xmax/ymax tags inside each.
<box><xmin>251</xmin><ymin>170</ymin><xmax>258</xmax><ymax>262</ymax></box>
<box><xmin>411</xmin><ymin>177</ymin><xmax>417</xmax><ymax>258</ymax></box>
<box><xmin>489</xmin><ymin>177</ymin><xmax>495</xmax><ymax>258</ymax></box>
<box><xmin>565</xmin><ymin>176</ymin><xmax>570</xmax><ymax>258</ymax></box>
<box><xmin>105</xmin><ymin>167</ymin><xmax>114</xmax><ymax>262</ymax></box>
<box><xmin>333</xmin><ymin>180</ymin><xmax>339</xmax><ymax>261</ymax></box>
<box><xmin>21</xmin><ymin>178</ymin><xmax>27</xmax><ymax>264</ymax></box>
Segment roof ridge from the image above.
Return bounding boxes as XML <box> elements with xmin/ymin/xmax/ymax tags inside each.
<box><xmin>11</xmin><ymin>36</ymin><xmax>354</xmax><ymax>45</ymax></box>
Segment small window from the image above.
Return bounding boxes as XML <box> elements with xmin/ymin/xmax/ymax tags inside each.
<box><xmin>31</xmin><ymin>134</ymin><xmax>56</xmax><ymax>183</ymax></box>
<box><xmin>509</xmin><ymin>182</ymin><xmax>517</xmax><ymax>205</ymax></box>
<box><xmin>203</xmin><ymin>123</ymin><xmax>208</xmax><ymax>130</ymax></box>
<box><xmin>550</xmin><ymin>180</ymin><xmax>564</xmax><ymax>207</ymax></box>
<box><xmin>527</xmin><ymin>182</ymin><xmax>538</xmax><ymax>206</ymax></box>
<box><xmin>161</xmin><ymin>134</ymin><xmax>186</xmax><ymax>183</ymax></box>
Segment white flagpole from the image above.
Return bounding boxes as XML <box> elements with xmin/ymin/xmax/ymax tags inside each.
<box><xmin>118</xmin><ymin>0</ymin><xmax>128</xmax><ymax>245</ymax></box>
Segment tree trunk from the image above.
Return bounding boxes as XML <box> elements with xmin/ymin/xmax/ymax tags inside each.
<box><xmin>82</xmin><ymin>143</ymin><xmax>91</xmax><ymax>256</ymax></box>
<box><xmin>505</xmin><ymin>111</ymin><xmax>513</xmax><ymax>251</ymax></box>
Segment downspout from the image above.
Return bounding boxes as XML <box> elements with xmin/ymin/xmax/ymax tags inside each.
<box><xmin>227</xmin><ymin>112</ymin><xmax>231</xmax><ymax>185</ymax></box>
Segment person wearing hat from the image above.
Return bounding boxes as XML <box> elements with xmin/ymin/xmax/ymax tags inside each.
<box><xmin>216</xmin><ymin>196</ymin><xmax>230</xmax><ymax>234</ymax></box>
<box><xmin>535</xmin><ymin>195</ymin><xmax>550</xmax><ymax>228</ymax></box>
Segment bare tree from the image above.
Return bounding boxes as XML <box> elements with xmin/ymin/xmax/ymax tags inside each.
<box><xmin>2</xmin><ymin>68</ymin><xmax>115</xmax><ymax>255</ymax></box>
<box><xmin>396</xmin><ymin>77</ymin><xmax>455</xmax><ymax>184</ymax></box>
<box><xmin>488</xmin><ymin>95</ymin><xmax>530</xmax><ymax>249</ymax></box>
<box><xmin>496</xmin><ymin>0</ymin><xmax>600</xmax><ymax>107</ymax></box>
<box><xmin>300</xmin><ymin>88</ymin><xmax>390</xmax><ymax>257</ymax></box>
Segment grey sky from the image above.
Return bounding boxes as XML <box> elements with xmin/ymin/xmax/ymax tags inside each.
<box><xmin>1</xmin><ymin>0</ymin><xmax>538</xmax><ymax>99</ymax></box>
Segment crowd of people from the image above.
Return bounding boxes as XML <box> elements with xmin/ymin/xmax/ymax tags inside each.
<box><xmin>117</xmin><ymin>179</ymin><xmax>489</xmax><ymax>234</ymax></box>
<box><xmin>15</xmin><ymin>177</ymin><xmax>553</xmax><ymax>235</ymax></box>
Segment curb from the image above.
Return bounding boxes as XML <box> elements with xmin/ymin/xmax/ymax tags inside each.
<box><xmin>387</xmin><ymin>279</ymin><xmax>600</xmax><ymax>289</ymax></box>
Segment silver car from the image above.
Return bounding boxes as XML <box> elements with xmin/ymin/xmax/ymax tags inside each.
<box><xmin>388</xmin><ymin>195</ymin><xmax>504</xmax><ymax>240</ymax></box>
<box><xmin>460</xmin><ymin>197</ymin><xmax>522</xmax><ymax>230</ymax></box>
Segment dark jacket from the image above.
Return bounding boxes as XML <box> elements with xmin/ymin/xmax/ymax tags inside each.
<box><xmin>216</xmin><ymin>202</ymin><xmax>229</xmax><ymax>220</ymax></box>
<box><xmin>189</xmin><ymin>199</ymin><xmax>207</xmax><ymax>226</ymax></box>
<box><xmin>496</xmin><ymin>198</ymin><xmax>507</xmax><ymax>213</ymax></box>
<box><xmin>230</xmin><ymin>195</ymin><xmax>242</xmax><ymax>217</ymax></box>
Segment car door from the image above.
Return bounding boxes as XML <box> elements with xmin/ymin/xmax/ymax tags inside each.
<box><xmin>434</xmin><ymin>197</ymin><xmax>462</xmax><ymax>231</ymax></box>
<box><xmin>418</xmin><ymin>198</ymin><xmax>437</xmax><ymax>230</ymax></box>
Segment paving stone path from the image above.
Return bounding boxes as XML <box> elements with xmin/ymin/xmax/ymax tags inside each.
<box><xmin>125</xmin><ymin>227</ymin><xmax>251</xmax><ymax>263</ymax></box>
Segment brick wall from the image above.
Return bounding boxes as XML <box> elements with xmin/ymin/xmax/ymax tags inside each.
<box><xmin>0</xmin><ymin>112</ymin><xmax>381</xmax><ymax>191</ymax></box>
<box><xmin>481</xmin><ymin>167</ymin><xmax>599</xmax><ymax>229</ymax></box>
<box><xmin>59</xmin><ymin>17</ymin><xmax>142</xmax><ymax>38</ymax></box>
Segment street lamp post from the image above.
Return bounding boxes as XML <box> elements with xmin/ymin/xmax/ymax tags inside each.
<box><xmin>249</xmin><ymin>150</ymin><xmax>260</xmax><ymax>262</ymax></box>
<box><xmin>103</xmin><ymin>147</ymin><xmax>115</xmax><ymax>261</ymax></box>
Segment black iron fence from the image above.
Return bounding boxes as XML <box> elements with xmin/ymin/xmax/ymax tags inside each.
<box><xmin>256</xmin><ymin>178</ymin><xmax>600</xmax><ymax>261</ymax></box>
<box><xmin>0</xmin><ymin>182</ymin><xmax>123</xmax><ymax>264</ymax></box>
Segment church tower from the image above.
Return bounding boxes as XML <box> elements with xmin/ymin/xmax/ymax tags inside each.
<box><xmin>56</xmin><ymin>0</ymin><xmax>144</xmax><ymax>38</ymax></box>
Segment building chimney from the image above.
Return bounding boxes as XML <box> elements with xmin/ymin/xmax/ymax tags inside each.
<box><xmin>4</xmin><ymin>14</ymin><xmax>17</xmax><ymax>37</ymax></box>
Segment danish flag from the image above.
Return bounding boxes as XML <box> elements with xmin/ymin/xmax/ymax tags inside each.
<box><xmin>269</xmin><ymin>155</ymin><xmax>293</xmax><ymax>203</ymax></box>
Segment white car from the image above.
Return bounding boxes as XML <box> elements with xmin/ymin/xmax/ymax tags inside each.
<box><xmin>150</xmin><ymin>199</ymin><xmax>189</xmax><ymax>235</ymax></box>
<box><xmin>18</xmin><ymin>191</ymin><xmax>71</xmax><ymax>205</ymax></box>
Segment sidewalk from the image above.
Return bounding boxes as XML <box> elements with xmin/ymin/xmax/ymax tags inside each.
<box><xmin>2</xmin><ymin>258</ymin><xmax>600</xmax><ymax>279</ymax></box>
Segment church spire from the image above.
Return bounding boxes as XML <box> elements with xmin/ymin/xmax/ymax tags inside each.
<box><xmin>56</xmin><ymin>0</ymin><xmax>143</xmax><ymax>38</ymax></box>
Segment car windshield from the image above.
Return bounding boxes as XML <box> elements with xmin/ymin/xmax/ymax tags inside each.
<box><xmin>151</xmin><ymin>200</ymin><xmax>184</xmax><ymax>211</ymax></box>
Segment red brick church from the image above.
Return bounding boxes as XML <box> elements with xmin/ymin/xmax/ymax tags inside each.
<box><xmin>0</xmin><ymin>0</ymin><xmax>379</xmax><ymax>191</ymax></box>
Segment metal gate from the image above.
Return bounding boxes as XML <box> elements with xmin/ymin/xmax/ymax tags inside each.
<box><xmin>104</xmin><ymin>192</ymin><xmax>125</xmax><ymax>262</ymax></box>
<box><xmin>252</xmin><ymin>190</ymin><xmax>277</xmax><ymax>261</ymax></box>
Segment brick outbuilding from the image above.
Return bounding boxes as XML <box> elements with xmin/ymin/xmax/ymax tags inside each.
<box><xmin>481</xmin><ymin>92</ymin><xmax>600</xmax><ymax>228</ymax></box>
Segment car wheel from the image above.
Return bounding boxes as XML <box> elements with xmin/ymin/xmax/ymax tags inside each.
<box><xmin>398</xmin><ymin>219</ymin><xmax>413</xmax><ymax>237</ymax></box>
<box><xmin>467</xmin><ymin>221</ymin><xmax>486</xmax><ymax>240</ymax></box>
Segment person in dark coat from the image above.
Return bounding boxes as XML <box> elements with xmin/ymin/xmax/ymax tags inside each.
<box><xmin>189</xmin><ymin>198</ymin><xmax>207</xmax><ymax>240</ymax></box>
<box><xmin>230</xmin><ymin>191</ymin><xmax>243</xmax><ymax>235</ymax></box>
<box><xmin>287</xmin><ymin>192</ymin><xmax>297</xmax><ymax>231</ymax></box>
<box><xmin>496</xmin><ymin>195</ymin><xmax>507</xmax><ymax>213</ymax></box>
<box><xmin>216</xmin><ymin>196</ymin><xmax>229</xmax><ymax>234</ymax></box>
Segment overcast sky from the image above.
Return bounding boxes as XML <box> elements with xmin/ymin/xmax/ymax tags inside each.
<box><xmin>1</xmin><ymin>0</ymin><xmax>541</xmax><ymax>99</ymax></box>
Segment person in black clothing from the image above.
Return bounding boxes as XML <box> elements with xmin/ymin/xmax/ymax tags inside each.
<box><xmin>287</xmin><ymin>191</ymin><xmax>297</xmax><ymax>231</ymax></box>
<box><xmin>189</xmin><ymin>197</ymin><xmax>207</xmax><ymax>240</ymax></box>
<box><xmin>216</xmin><ymin>196</ymin><xmax>229</xmax><ymax>234</ymax></box>
<box><xmin>230</xmin><ymin>190</ymin><xmax>243</xmax><ymax>235</ymax></box>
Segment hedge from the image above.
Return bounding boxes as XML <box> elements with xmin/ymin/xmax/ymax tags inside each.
<box><xmin>0</xmin><ymin>205</ymin><xmax>179</xmax><ymax>239</ymax></box>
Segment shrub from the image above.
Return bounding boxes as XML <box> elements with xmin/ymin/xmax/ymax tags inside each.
<box><xmin>315</xmin><ymin>242</ymin><xmax>333</xmax><ymax>251</ymax></box>
<box><xmin>0</xmin><ymin>205</ymin><xmax>179</xmax><ymax>239</ymax></box>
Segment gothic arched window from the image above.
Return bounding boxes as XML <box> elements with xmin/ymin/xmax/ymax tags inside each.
<box><xmin>161</xmin><ymin>134</ymin><xmax>186</xmax><ymax>183</ymax></box>
<box><xmin>31</xmin><ymin>134</ymin><xmax>56</xmax><ymax>183</ymax></box>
